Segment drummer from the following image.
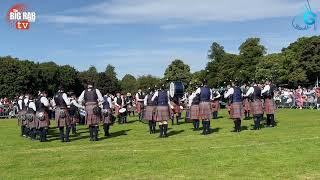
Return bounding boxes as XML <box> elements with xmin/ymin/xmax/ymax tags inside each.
<box><xmin>211</xmin><ymin>88</ymin><xmax>221</xmax><ymax>119</ymax></box>
<box><xmin>170</xmin><ymin>96</ymin><xmax>182</xmax><ymax>125</ymax></box>
<box><xmin>135</xmin><ymin>89</ymin><xmax>145</xmax><ymax>120</ymax></box>
<box><xmin>152</xmin><ymin>84</ymin><xmax>174</xmax><ymax>138</ymax></box>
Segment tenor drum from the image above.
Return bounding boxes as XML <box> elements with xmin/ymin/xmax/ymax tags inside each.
<box><xmin>169</xmin><ymin>81</ymin><xmax>185</xmax><ymax>98</ymax></box>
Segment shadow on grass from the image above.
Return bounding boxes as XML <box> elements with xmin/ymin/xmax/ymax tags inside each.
<box><xmin>167</xmin><ymin>130</ymin><xmax>184</xmax><ymax>136</ymax></box>
<box><xmin>100</xmin><ymin>129</ymin><xmax>132</xmax><ymax>140</ymax></box>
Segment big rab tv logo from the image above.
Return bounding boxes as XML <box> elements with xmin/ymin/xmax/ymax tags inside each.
<box><xmin>5</xmin><ymin>3</ymin><xmax>37</xmax><ymax>30</ymax></box>
<box><xmin>292</xmin><ymin>0</ymin><xmax>319</xmax><ymax>31</ymax></box>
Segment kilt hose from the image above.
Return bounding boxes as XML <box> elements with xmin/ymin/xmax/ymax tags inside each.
<box><xmin>264</xmin><ymin>98</ymin><xmax>276</xmax><ymax>115</ymax></box>
<box><xmin>199</xmin><ymin>102</ymin><xmax>212</xmax><ymax>120</ymax></box>
<box><xmin>55</xmin><ymin>108</ymin><xmax>71</xmax><ymax>128</ymax></box>
<box><xmin>230</xmin><ymin>102</ymin><xmax>243</xmax><ymax>119</ymax></box>
<box><xmin>36</xmin><ymin>111</ymin><xmax>50</xmax><ymax>128</ymax></box>
<box><xmin>155</xmin><ymin>106</ymin><xmax>170</xmax><ymax>122</ymax></box>
<box><xmin>250</xmin><ymin>99</ymin><xmax>264</xmax><ymax>115</ymax></box>
<box><xmin>144</xmin><ymin>106</ymin><xmax>155</xmax><ymax>121</ymax></box>
<box><xmin>211</xmin><ymin>100</ymin><xmax>220</xmax><ymax>112</ymax></box>
<box><xmin>85</xmin><ymin>102</ymin><xmax>101</xmax><ymax>126</ymax></box>
<box><xmin>190</xmin><ymin>105</ymin><xmax>200</xmax><ymax>120</ymax></box>
<box><xmin>243</xmin><ymin>98</ymin><xmax>251</xmax><ymax>112</ymax></box>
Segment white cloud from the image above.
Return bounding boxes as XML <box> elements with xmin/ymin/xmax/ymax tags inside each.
<box><xmin>41</xmin><ymin>0</ymin><xmax>320</xmax><ymax>25</ymax></box>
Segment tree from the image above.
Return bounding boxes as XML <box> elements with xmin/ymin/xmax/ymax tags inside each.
<box><xmin>164</xmin><ymin>59</ymin><xmax>192</xmax><ymax>85</ymax></box>
<box><xmin>136</xmin><ymin>75</ymin><xmax>160</xmax><ymax>91</ymax></box>
<box><xmin>121</xmin><ymin>74</ymin><xmax>137</xmax><ymax>93</ymax></box>
<box><xmin>208</xmin><ymin>42</ymin><xmax>225</xmax><ymax>62</ymax></box>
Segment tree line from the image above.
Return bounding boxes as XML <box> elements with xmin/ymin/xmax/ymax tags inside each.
<box><xmin>1</xmin><ymin>36</ymin><xmax>320</xmax><ymax>98</ymax></box>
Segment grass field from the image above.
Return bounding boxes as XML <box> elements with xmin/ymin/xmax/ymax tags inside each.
<box><xmin>0</xmin><ymin>109</ymin><xmax>320</xmax><ymax>179</ymax></box>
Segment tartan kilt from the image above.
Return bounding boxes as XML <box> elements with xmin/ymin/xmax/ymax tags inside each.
<box><xmin>227</xmin><ymin>104</ymin><xmax>231</xmax><ymax>112</ymax></box>
<box><xmin>155</xmin><ymin>106</ymin><xmax>170</xmax><ymax>122</ymax></box>
<box><xmin>172</xmin><ymin>102</ymin><xmax>181</xmax><ymax>114</ymax></box>
<box><xmin>136</xmin><ymin>102</ymin><xmax>144</xmax><ymax>113</ymax></box>
<box><xmin>102</xmin><ymin>109</ymin><xmax>112</xmax><ymax>124</ymax></box>
<box><xmin>190</xmin><ymin>104</ymin><xmax>200</xmax><ymax>120</ymax></box>
<box><xmin>18</xmin><ymin>110</ymin><xmax>27</xmax><ymax>126</ymax></box>
<box><xmin>199</xmin><ymin>102</ymin><xmax>212</xmax><ymax>120</ymax></box>
<box><xmin>85</xmin><ymin>103</ymin><xmax>101</xmax><ymax>126</ymax></box>
<box><xmin>211</xmin><ymin>100</ymin><xmax>220</xmax><ymax>112</ymax></box>
<box><xmin>243</xmin><ymin>98</ymin><xmax>251</xmax><ymax>112</ymax></box>
<box><xmin>144</xmin><ymin>106</ymin><xmax>155</xmax><ymax>121</ymax></box>
<box><xmin>230</xmin><ymin>102</ymin><xmax>243</xmax><ymax>119</ymax></box>
<box><xmin>27</xmin><ymin>114</ymin><xmax>36</xmax><ymax>129</ymax></box>
<box><xmin>36</xmin><ymin>112</ymin><xmax>49</xmax><ymax>128</ymax></box>
<box><xmin>55</xmin><ymin>108</ymin><xmax>71</xmax><ymax>127</ymax></box>
<box><xmin>115</xmin><ymin>106</ymin><xmax>120</xmax><ymax>116</ymax></box>
<box><xmin>70</xmin><ymin>116</ymin><xmax>79</xmax><ymax>124</ymax></box>
<box><xmin>264</xmin><ymin>98</ymin><xmax>276</xmax><ymax>115</ymax></box>
<box><xmin>250</xmin><ymin>99</ymin><xmax>263</xmax><ymax>115</ymax></box>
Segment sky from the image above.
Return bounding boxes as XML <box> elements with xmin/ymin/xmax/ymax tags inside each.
<box><xmin>0</xmin><ymin>0</ymin><xmax>319</xmax><ymax>78</ymax></box>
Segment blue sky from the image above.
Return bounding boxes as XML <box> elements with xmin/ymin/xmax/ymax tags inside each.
<box><xmin>0</xmin><ymin>0</ymin><xmax>319</xmax><ymax>78</ymax></box>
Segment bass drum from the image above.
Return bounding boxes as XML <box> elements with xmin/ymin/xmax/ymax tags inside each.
<box><xmin>169</xmin><ymin>81</ymin><xmax>185</xmax><ymax>98</ymax></box>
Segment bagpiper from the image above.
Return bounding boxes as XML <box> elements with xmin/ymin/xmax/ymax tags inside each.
<box><xmin>188</xmin><ymin>88</ymin><xmax>200</xmax><ymax>131</ymax></box>
<box><xmin>144</xmin><ymin>88</ymin><xmax>156</xmax><ymax>134</ymax></box>
<box><xmin>114</xmin><ymin>93</ymin><xmax>125</xmax><ymax>124</ymax></box>
<box><xmin>69</xmin><ymin>93</ymin><xmax>83</xmax><ymax>135</ymax></box>
<box><xmin>245</xmin><ymin>82</ymin><xmax>263</xmax><ymax>130</ymax></box>
<box><xmin>241</xmin><ymin>83</ymin><xmax>251</xmax><ymax>119</ymax></box>
<box><xmin>152</xmin><ymin>84</ymin><xmax>173</xmax><ymax>138</ymax></box>
<box><xmin>195</xmin><ymin>79</ymin><xmax>213</xmax><ymax>135</ymax></box>
<box><xmin>262</xmin><ymin>80</ymin><xmax>276</xmax><ymax>127</ymax></box>
<box><xmin>224</xmin><ymin>81</ymin><xmax>243</xmax><ymax>132</ymax></box>
<box><xmin>26</xmin><ymin>95</ymin><xmax>37</xmax><ymax>140</ymax></box>
<box><xmin>53</xmin><ymin>88</ymin><xmax>71</xmax><ymax>142</ymax></box>
<box><xmin>17</xmin><ymin>94</ymin><xmax>28</xmax><ymax>137</ymax></box>
<box><xmin>78</xmin><ymin>83</ymin><xmax>103</xmax><ymax>141</ymax></box>
<box><xmin>211</xmin><ymin>88</ymin><xmax>221</xmax><ymax>119</ymax></box>
<box><xmin>102</xmin><ymin>94</ymin><xmax>113</xmax><ymax>137</ymax></box>
<box><xmin>35</xmin><ymin>91</ymin><xmax>50</xmax><ymax>142</ymax></box>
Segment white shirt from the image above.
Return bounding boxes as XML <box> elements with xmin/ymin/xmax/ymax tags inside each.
<box><xmin>188</xmin><ymin>92</ymin><xmax>196</xmax><ymax>106</ymax></box>
<box><xmin>52</xmin><ymin>93</ymin><xmax>71</xmax><ymax>107</ymax></box>
<box><xmin>151</xmin><ymin>90</ymin><xmax>173</xmax><ymax>108</ymax></box>
<box><xmin>40</xmin><ymin>97</ymin><xmax>50</xmax><ymax>107</ymax></box>
<box><xmin>245</xmin><ymin>87</ymin><xmax>255</xmax><ymax>97</ymax></box>
<box><xmin>28</xmin><ymin>101</ymin><xmax>36</xmax><ymax>111</ymax></box>
<box><xmin>195</xmin><ymin>87</ymin><xmax>213</xmax><ymax>100</ymax></box>
<box><xmin>224</xmin><ymin>88</ymin><xmax>234</xmax><ymax>98</ymax></box>
<box><xmin>261</xmin><ymin>85</ymin><xmax>270</xmax><ymax>94</ymax></box>
<box><xmin>18</xmin><ymin>99</ymin><xmax>23</xmax><ymax>110</ymax></box>
<box><xmin>213</xmin><ymin>90</ymin><xmax>221</xmax><ymax>99</ymax></box>
<box><xmin>78</xmin><ymin>89</ymin><xmax>103</xmax><ymax>104</ymax></box>
<box><xmin>144</xmin><ymin>95</ymin><xmax>149</xmax><ymax>106</ymax></box>
<box><xmin>71</xmin><ymin>99</ymin><xmax>84</xmax><ymax>109</ymax></box>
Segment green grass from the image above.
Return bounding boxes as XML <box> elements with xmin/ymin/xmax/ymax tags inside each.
<box><xmin>0</xmin><ymin>109</ymin><xmax>320</xmax><ymax>179</ymax></box>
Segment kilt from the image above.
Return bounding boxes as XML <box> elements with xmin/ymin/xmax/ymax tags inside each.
<box><xmin>250</xmin><ymin>99</ymin><xmax>263</xmax><ymax>115</ymax></box>
<box><xmin>85</xmin><ymin>102</ymin><xmax>101</xmax><ymax>126</ymax></box>
<box><xmin>190</xmin><ymin>104</ymin><xmax>200</xmax><ymax>120</ymax></box>
<box><xmin>70</xmin><ymin>116</ymin><xmax>79</xmax><ymax>124</ymax></box>
<box><xmin>144</xmin><ymin>106</ymin><xmax>155</xmax><ymax>121</ymax></box>
<box><xmin>155</xmin><ymin>106</ymin><xmax>170</xmax><ymax>122</ymax></box>
<box><xmin>136</xmin><ymin>102</ymin><xmax>144</xmax><ymax>113</ymax></box>
<box><xmin>36</xmin><ymin>111</ymin><xmax>49</xmax><ymax>128</ymax></box>
<box><xmin>27</xmin><ymin>114</ymin><xmax>36</xmax><ymax>129</ymax></box>
<box><xmin>199</xmin><ymin>102</ymin><xmax>212</xmax><ymax>120</ymax></box>
<box><xmin>55</xmin><ymin>108</ymin><xmax>71</xmax><ymax>128</ymax></box>
<box><xmin>264</xmin><ymin>98</ymin><xmax>276</xmax><ymax>115</ymax></box>
<box><xmin>171</xmin><ymin>102</ymin><xmax>181</xmax><ymax>114</ymax></box>
<box><xmin>102</xmin><ymin>109</ymin><xmax>112</xmax><ymax>124</ymax></box>
<box><xmin>115</xmin><ymin>106</ymin><xmax>120</xmax><ymax>116</ymax></box>
<box><xmin>230</xmin><ymin>102</ymin><xmax>243</xmax><ymax>119</ymax></box>
<box><xmin>211</xmin><ymin>100</ymin><xmax>220</xmax><ymax>112</ymax></box>
<box><xmin>18</xmin><ymin>110</ymin><xmax>27</xmax><ymax>126</ymax></box>
<box><xmin>243</xmin><ymin>98</ymin><xmax>250</xmax><ymax>112</ymax></box>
